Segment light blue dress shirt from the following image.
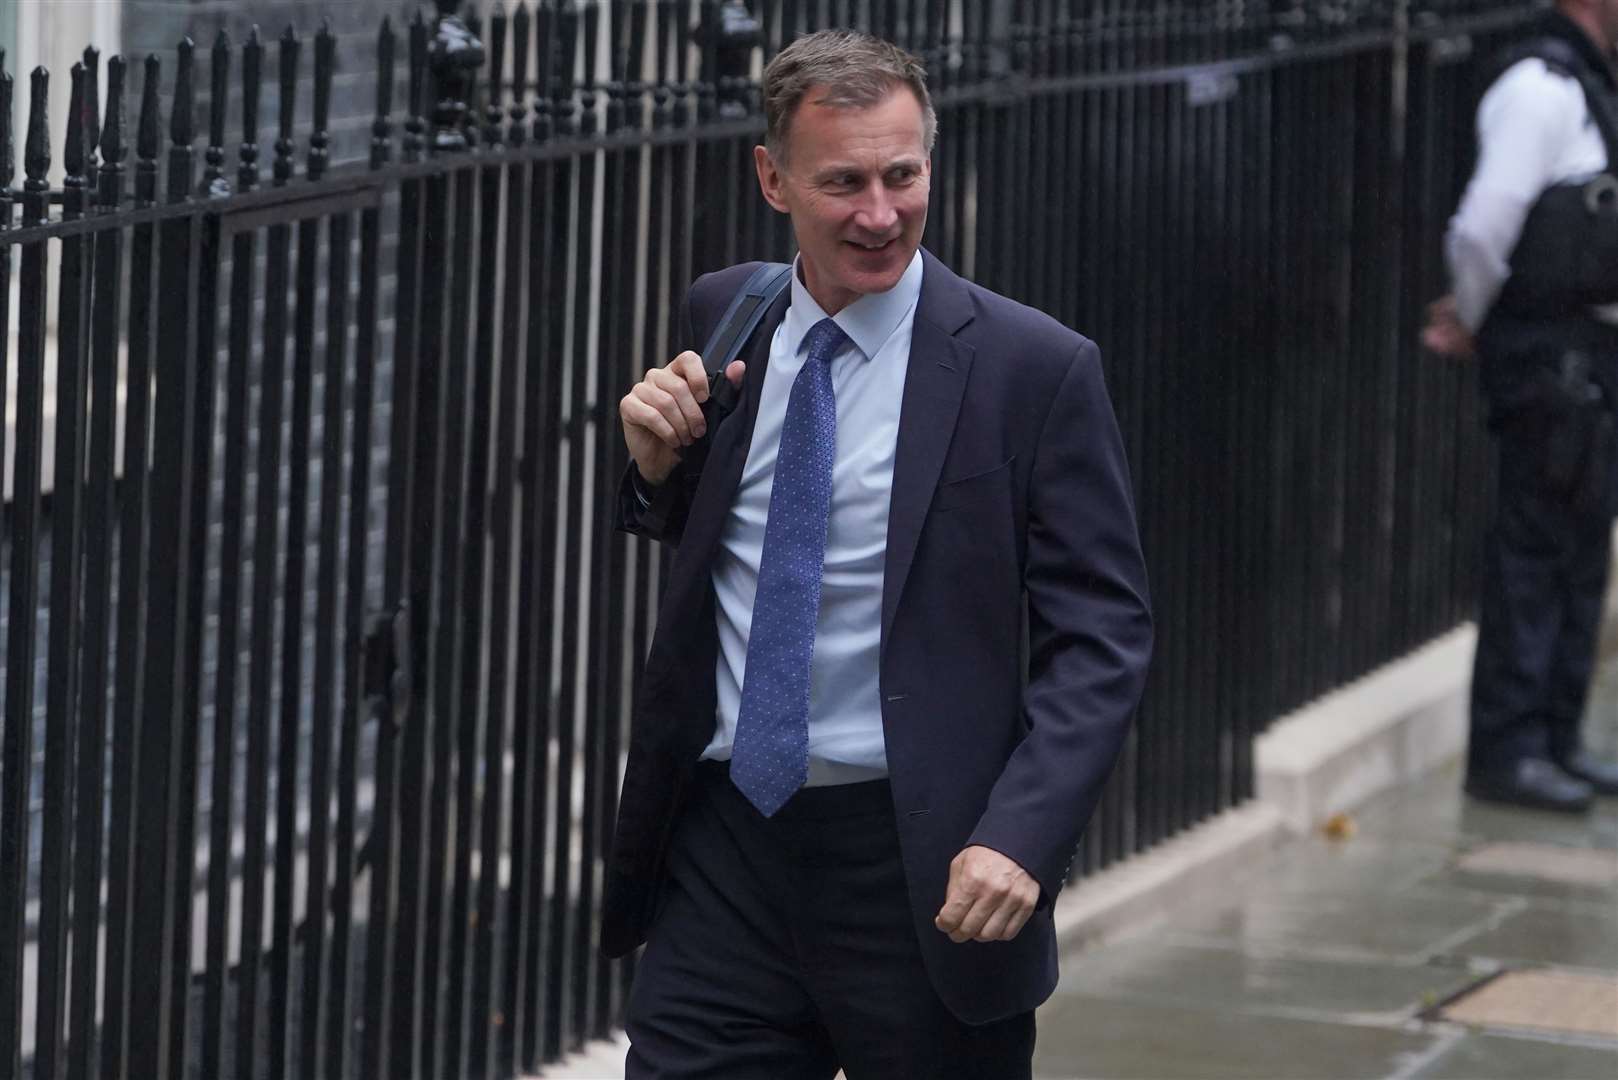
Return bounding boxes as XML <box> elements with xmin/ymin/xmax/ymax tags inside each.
<box><xmin>702</xmin><ymin>251</ymin><xmax>924</xmax><ymax>784</ymax></box>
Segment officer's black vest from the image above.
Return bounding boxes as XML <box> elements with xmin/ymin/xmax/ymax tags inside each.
<box><xmin>1489</xmin><ymin>32</ymin><xmax>1618</xmax><ymax>320</ymax></box>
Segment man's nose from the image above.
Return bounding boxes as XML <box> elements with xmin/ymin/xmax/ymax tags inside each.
<box><xmin>854</xmin><ymin>182</ymin><xmax>899</xmax><ymax>232</ymax></box>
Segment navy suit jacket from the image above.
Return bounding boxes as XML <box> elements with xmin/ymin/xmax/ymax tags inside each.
<box><xmin>601</xmin><ymin>249</ymin><xmax>1153</xmax><ymax>1024</ymax></box>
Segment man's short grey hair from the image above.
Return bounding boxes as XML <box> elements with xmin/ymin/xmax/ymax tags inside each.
<box><xmin>762</xmin><ymin>29</ymin><xmax>937</xmax><ymax>166</ymax></box>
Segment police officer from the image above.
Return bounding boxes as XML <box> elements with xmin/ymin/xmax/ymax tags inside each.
<box><xmin>1425</xmin><ymin>0</ymin><xmax>1618</xmax><ymax>811</ymax></box>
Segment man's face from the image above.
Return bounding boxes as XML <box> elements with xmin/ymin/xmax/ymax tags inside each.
<box><xmin>754</xmin><ymin>85</ymin><xmax>931</xmax><ymax>315</ymax></box>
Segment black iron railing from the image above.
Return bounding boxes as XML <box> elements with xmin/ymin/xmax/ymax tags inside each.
<box><xmin>0</xmin><ymin>1</ymin><xmax>1538</xmax><ymax>1078</ymax></box>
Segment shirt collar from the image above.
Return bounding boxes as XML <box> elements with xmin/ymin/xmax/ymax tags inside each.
<box><xmin>783</xmin><ymin>249</ymin><xmax>924</xmax><ymax>363</ymax></box>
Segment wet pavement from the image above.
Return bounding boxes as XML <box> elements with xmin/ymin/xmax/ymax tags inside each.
<box><xmin>1035</xmin><ymin>664</ymin><xmax>1618</xmax><ymax>1080</ymax></box>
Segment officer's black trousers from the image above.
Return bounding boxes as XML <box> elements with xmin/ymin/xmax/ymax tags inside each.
<box><xmin>1469</xmin><ymin>422</ymin><xmax>1613</xmax><ymax>771</ymax></box>
<box><xmin>624</xmin><ymin>762</ymin><xmax>1035</xmax><ymax>1080</ymax></box>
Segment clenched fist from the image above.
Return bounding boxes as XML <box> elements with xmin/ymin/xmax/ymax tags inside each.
<box><xmin>618</xmin><ymin>351</ymin><xmax>747</xmax><ymax>486</ymax></box>
<box><xmin>934</xmin><ymin>845</ymin><xmax>1040</xmax><ymax>944</ymax></box>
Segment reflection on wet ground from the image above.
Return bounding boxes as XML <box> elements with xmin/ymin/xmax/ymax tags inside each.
<box><xmin>1037</xmin><ymin>663</ymin><xmax>1618</xmax><ymax>1079</ymax></box>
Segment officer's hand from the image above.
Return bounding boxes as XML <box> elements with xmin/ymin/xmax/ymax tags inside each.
<box><xmin>1421</xmin><ymin>295</ymin><xmax>1475</xmax><ymax>360</ymax></box>
<box><xmin>619</xmin><ymin>352</ymin><xmax>746</xmax><ymax>486</ymax></box>
<box><xmin>934</xmin><ymin>845</ymin><xmax>1040</xmax><ymax>944</ymax></box>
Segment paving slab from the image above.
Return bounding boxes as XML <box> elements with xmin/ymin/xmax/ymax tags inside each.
<box><xmin>1032</xmin><ymin>996</ymin><xmax>1438</xmax><ymax>1080</ymax></box>
<box><xmin>1350</xmin><ymin>765</ymin><xmax>1618</xmax><ymax>853</ymax></box>
<box><xmin>1230</xmin><ymin>835</ymin><xmax>1454</xmax><ymax>899</ymax></box>
<box><xmin>1438</xmin><ymin>969</ymin><xmax>1618</xmax><ymax>1039</ymax></box>
<box><xmin>1444</xmin><ymin>904</ymin><xmax>1618</xmax><ymax>972</ymax></box>
<box><xmin>1456</xmin><ymin>842</ymin><xmax>1618</xmax><ymax>886</ymax></box>
<box><xmin>1169</xmin><ymin>889</ymin><xmax>1504</xmax><ymax>963</ymax></box>
<box><xmin>1413</xmin><ymin>861</ymin><xmax>1618</xmax><ymax>907</ymax></box>
<box><xmin>1409</xmin><ymin>1031</ymin><xmax>1618</xmax><ymax>1079</ymax></box>
<box><xmin>1052</xmin><ymin>940</ymin><xmax>1479</xmax><ymax>1024</ymax></box>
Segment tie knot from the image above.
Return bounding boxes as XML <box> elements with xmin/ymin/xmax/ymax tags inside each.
<box><xmin>804</xmin><ymin>318</ymin><xmax>849</xmax><ymax>366</ymax></box>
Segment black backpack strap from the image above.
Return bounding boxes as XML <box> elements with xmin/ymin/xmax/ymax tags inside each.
<box><xmin>697</xmin><ymin>261</ymin><xmax>793</xmax><ymax>421</ymax></box>
<box><xmin>701</xmin><ymin>262</ymin><xmax>793</xmax><ymax>376</ymax></box>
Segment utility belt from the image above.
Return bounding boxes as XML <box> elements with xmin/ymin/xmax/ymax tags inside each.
<box><xmin>1480</xmin><ymin>313</ymin><xmax>1618</xmax><ymax>514</ymax></box>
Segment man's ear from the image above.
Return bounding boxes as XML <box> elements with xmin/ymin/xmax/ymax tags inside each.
<box><xmin>755</xmin><ymin>145</ymin><xmax>790</xmax><ymax>213</ymax></box>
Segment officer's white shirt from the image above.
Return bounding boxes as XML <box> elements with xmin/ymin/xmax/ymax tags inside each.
<box><xmin>1446</xmin><ymin>57</ymin><xmax>1618</xmax><ymax>330</ymax></box>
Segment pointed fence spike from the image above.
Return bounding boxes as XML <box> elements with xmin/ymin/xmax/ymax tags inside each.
<box><xmin>275</xmin><ymin>27</ymin><xmax>301</xmax><ymax>184</ymax></box>
<box><xmin>487</xmin><ymin>6</ymin><xmax>508</xmax><ymax>141</ymax></box>
<box><xmin>65</xmin><ymin>62</ymin><xmax>87</xmax><ymax>183</ymax></box>
<box><xmin>404</xmin><ymin>12</ymin><xmax>428</xmax><ymax>161</ymax></box>
<box><xmin>313</xmin><ymin>20</ymin><xmax>334</xmax><ymax>131</ymax></box>
<box><xmin>239</xmin><ymin>29</ymin><xmax>261</xmax><ymax>191</ymax></box>
<box><xmin>409</xmin><ymin>12</ymin><xmax>428</xmax><ymax>123</ymax></box>
<box><xmin>577</xmin><ymin>0</ymin><xmax>598</xmax><ymax>136</ymax></box>
<box><xmin>82</xmin><ymin>46</ymin><xmax>101</xmax><ymax>161</ymax></box>
<box><xmin>138</xmin><ymin>55</ymin><xmax>161</xmax><ymax>163</ymax></box>
<box><xmin>101</xmin><ymin>55</ymin><xmax>126</xmax><ymax>167</ymax></box>
<box><xmin>172</xmin><ymin>36</ymin><xmax>195</xmax><ymax>146</ymax></box>
<box><xmin>242</xmin><ymin>26</ymin><xmax>262</xmax><ymax>147</ymax></box>
<box><xmin>0</xmin><ymin>72</ymin><xmax>14</xmax><ymax>201</ymax></box>
<box><xmin>25</xmin><ymin>68</ymin><xmax>49</xmax><ymax>188</ymax></box>
<box><xmin>372</xmin><ymin>19</ymin><xmax>396</xmax><ymax>168</ymax></box>
<box><xmin>98</xmin><ymin>57</ymin><xmax>126</xmax><ymax>209</ymax></box>
<box><xmin>429</xmin><ymin>0</ymin><xmax>486</xmax><ymax>151</ymax></box>
<box><xmin>310</xmin><ymin>21</ymin><xmax>334</xmax><ymax>179</ymax></box>
<box><xmin>555</xmin><ymin>0</ymin><xmax>580</xmax><ymax>137</ymax></box>
<box><xmin>509</xmin><ymin>3</ymin><xmax>531</xmax><ymax>142</ymax></box>
<box><xmin>204</xmin><ymin>31</ymin><xmax>231</xmax><ymax>195</ymax></box>
<box><xmin>377</xmin><ymin>18</ymin><xmax>396</xmax><ymax>119</ymax></box>
<box><xmin>134</xmin><ymin>54</ymin><xmax>161</xmax><ymax>206</ymax></box>
<box><xmin>532</xmin><ymin>0</ymin><xmax>553</xmax><ymax>139</ymax></box>
<box><xmin>625</xmin><ymin>0</ymin><xmax>651</xmax><ymax>129</ymax></box>
<box><xmin>210</xmin><ymin>31</ymin><xmax>230</xmax><ymax>149</ymax></box>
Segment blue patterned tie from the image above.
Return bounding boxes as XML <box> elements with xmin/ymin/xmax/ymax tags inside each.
<box><xmin>731</xmin><ymin>317</ymin><xmax>850</xmax><ymax>816</ymax></box>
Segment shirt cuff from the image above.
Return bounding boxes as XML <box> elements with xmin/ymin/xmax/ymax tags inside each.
<box><xmin>630</xmin><ymin>467</ymin><xmax>659</xmax><ymax>509</ymax></box>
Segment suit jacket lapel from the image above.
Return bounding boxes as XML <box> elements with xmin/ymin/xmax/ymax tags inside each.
<box><xmin>882</xmin><ymin>250</ymin><xmax>976</xmax><ymax>654</ymax></box>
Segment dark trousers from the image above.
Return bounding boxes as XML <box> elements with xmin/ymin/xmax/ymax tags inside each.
<box><xmin>1469</xmin><ymin>422</ymin><xmax>1613</xmax><ymax>771</ymax></box>
<box><xmin>624</xmin><ymin>763</ymin><xmax>1035</xmax><ymax>1080</ymax></box>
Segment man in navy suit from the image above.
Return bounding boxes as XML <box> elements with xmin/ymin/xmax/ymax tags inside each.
<box><xmin>608</xmin><ymin>28</ymin><xmax>1152</xmax><ymax>1079</ymax></box>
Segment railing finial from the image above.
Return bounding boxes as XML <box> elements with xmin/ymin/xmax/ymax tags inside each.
<box><xmin>64</xmin><ymin>62</ymin><xmax>87</xmax><ymax>191</ymax></box>
<box><xmin>405</xmin><ymin>12</ymin><xmax>429</xmax><ymax>161</ymax></box>
<box><xmin>240</xmin><ymin>27</ymin><xmax>262</xmax><ymax>192</ymax></box>
<box><xmin>699</xmin><ymin>0</ymin><xmax>760</xmax><ymax>119</ymax></box>
<box><xmin>136</xmin><ymin>55</ymin><xmax>161</xmax><ymax>206</ymax></box>
<box><xmin>99</xmin><ymin>55</ymin><xmax>127</xmax><ymax>206</ymax></box>
<box><xmin>431</xmin><ymin>0</ymin><xmax>487</xmax><ymax>151</ymax></box>
<box><xmin>310</xmin><ymin>19</ymin><xmax>335</xmax><ymax>180</ymax></box>
<box><xmin>0</xmin><ymin>71</ymin><xmax>13</xmax><ymax>209</ymax></box>
<box><xmin>373</xmin><ymin>18</ymin><xmax>397</xmax><ymax>169</ymax></box>
<box><xmin>25</xmin><ymin>67</ymin><xmax>49</xmax><ymax>193</ymax></box>
<box><xmin>82</xmin><ymin>46</ymin><xmax>101</xmax><ymax>167</ymax></box>
<box><xmin>275</xmin><ymin>27</ymin><xmax>301</xmax><ymax>186</ymax></box>
<box><xmin>508</xmin><ymin>3</ymin><xmax>531</xmax><ymax>146</ymax></box>
<box><xmin>171</xmin><ymin>37</ymin><xmax>195</xmax><ymax>148</ymax></box>
<box><xmin>203</xmin><ymin>31</ymin><xmax>231</xmax><ymax>197</ymax></box>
